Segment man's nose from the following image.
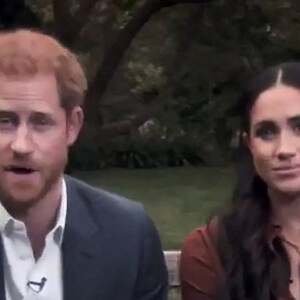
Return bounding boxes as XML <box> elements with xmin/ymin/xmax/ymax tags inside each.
<box><xmin>10</xmin><ymin>125</ymin><xmax>34</xmax><ymax>156</ymax></box>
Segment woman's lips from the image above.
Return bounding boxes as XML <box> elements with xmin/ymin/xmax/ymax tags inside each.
<box><xmin>272</xmin><ymin>165</ymin><xmax>300</xmax><ymax>175</ymax></box>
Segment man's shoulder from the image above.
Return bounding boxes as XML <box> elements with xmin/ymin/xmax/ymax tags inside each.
<box><xmin>64</xmin><ymin>174</ymin><xmax>145</xmax><ymax>220</ymax></box>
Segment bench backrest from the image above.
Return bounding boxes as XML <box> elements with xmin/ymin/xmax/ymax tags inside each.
<box><xmin>164</xmin><ymin>250</ymin><xmax>181</xmax><ymax>287</ymax></box>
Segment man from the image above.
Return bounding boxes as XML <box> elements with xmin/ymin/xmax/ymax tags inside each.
<box><xmin>0</xmin><ymin>29</ymin><xmax>168</xmax><ymax>300</ymax></box>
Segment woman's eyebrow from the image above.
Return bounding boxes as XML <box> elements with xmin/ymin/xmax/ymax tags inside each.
<box><xmin>253</xmin><ymin>120</ymin><xmax>275</xmax><ymax>128</ymax></box>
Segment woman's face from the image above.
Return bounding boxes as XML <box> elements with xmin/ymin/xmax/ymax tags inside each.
<box><xmin>247</xmin><ymin>84</ymin><xmax>300</xmax><ymax>195</ymax></box>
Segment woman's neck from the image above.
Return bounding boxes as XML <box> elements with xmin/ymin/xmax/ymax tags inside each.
<box><xmin>269</xmin><ymin>188</ymin><xmax>300</xmax><ymax>239</ymax></box>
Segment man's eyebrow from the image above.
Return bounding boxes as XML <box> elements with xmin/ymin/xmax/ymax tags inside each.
<box><xmin>31</xmin><ymin>111</ymin><xmax>49</xmax><ymax>116</ymax></box>
<box><xmin>0</xmin><ymin>110</ymin><xmax>16</xmax><ymax>115</ymax></box>
<box><xmin>288</xmin><ymin>115</ymin><xmax>300</xmax><ymax>123</ymax></box>
<box><xmin>0</xmin><ymin>110</ymin><xmax>53</xmax><ymax>120</ymax></box>
<box><xmin>30</xmin><ymin>111</ymin><xmax>53</xmax><ymax>118</ymax></box>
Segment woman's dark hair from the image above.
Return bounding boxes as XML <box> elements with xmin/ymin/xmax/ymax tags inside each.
<box><xmin>215</xmin><ymin>62</ymin><xmax>300</xmax><ymax>300</ymax></box>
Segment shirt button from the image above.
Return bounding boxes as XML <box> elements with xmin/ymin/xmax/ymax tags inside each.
<box><xmin>20</xmin><ymin>255</ymin><xmax>29</xmax><ymax>260</ymax></box>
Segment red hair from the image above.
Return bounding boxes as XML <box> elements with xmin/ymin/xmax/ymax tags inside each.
<box><xmin>0</xmin><ymin>29</ymin><xmax>87</xmax><ymax>111</ymax></box>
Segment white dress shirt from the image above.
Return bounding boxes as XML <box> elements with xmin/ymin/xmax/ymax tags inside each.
<box><xmin>0</xmin><ymin>178</ymin><xmax>67</xmax><ymax>300</ymax></box>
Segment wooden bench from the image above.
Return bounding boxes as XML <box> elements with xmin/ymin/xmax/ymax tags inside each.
<box><xmin>164</xmin><ymin>251</ymin><xmax>181</xmax><ymax>299</ymax></box>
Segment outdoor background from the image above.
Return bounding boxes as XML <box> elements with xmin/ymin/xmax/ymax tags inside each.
<box><xmin>1</xmin><ymin>0</ymin><xmax>299</xmax><ymax>248</ymax></box>
<box><xmin>0</xmin><ymin>1</ymin><xmax>299</xmax><ymax>297</ymax></box>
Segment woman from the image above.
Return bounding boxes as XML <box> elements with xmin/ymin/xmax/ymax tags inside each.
<box><xmin>180</xmin><ymin>62</ymin><xmax>300</xmax><ymax>300</ymax></box>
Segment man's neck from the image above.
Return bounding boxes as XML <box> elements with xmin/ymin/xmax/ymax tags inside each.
<box><xmin>11</xmin><ymin>178</ymin><xmax>63</xmax><ymax>259</ymax></box>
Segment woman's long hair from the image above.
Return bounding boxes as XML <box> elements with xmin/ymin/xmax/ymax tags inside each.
<box><xmin>215</xmin><ymin>62</ymin><xmax>300</xmax><ymax>300</ymax></box>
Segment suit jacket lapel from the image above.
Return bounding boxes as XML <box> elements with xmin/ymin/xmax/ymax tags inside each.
<box><xmin>0</xmin><ymin>237</ymin><xmax>5</xmax><ymax>300</ymax></box>
<box><xmin>62</xmin><ymin>177</ymin><xmax>98</xmax><ymax>300</ymax></box>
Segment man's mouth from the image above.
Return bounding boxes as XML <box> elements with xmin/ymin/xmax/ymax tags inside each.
<box><xmin>4</xmin><ymin>166</ymin><xmax>37</xmax><ymax>175</ymax></box>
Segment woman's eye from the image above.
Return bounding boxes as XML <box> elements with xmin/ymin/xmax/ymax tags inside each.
<box><xmin>255</xmin><ymin>128</ymin><xmax>276</xmax><ymax>140</ymax></box>
<box><xmin>294</xmin><ymin>123</ymin><xmax>300</xmax><ymax>133</ymax></box>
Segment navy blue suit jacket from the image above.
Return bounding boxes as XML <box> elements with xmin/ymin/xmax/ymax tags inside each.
<box><xmin>0</xmin><ymin>176</ymin><xmax>168</xmax><ymax>300</ymax></box>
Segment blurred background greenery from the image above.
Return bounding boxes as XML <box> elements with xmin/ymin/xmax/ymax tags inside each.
<box><xmin>0</xmin><ymin>0</ymin><xmax>298</xmax><ymax>244</ymax></box>
<box><xmin>75</xmin><ymin>167</ymin><xmax>234</xmax><ymax>249</ymax></box>
<box><xmin>2</xmin><ymin>0</ymin><xmax>300</xmax><ymax>172</ymax></box>
<box><xmin>2</xmin><ymin>2</ymin><xmax>298</xmax><ymax>298</ymax></box>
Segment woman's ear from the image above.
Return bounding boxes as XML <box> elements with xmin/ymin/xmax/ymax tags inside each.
<box><xmin>242</xmin><ymin>132</ymin><xmax>251</xmax><ymax>151</ymax></box>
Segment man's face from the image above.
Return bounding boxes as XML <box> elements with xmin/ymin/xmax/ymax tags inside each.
<box><xmin>0</xmin><ymin>73</ymin><xmax>82</xmax><ymax>209</ymax></box>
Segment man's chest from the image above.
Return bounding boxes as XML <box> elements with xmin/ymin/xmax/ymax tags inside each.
<box><xmin>2</xmin><ymin>229</ymin><xmax>63</xmax><ymax>300</ymax></box>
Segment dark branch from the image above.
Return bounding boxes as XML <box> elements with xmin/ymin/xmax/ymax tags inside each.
<box><xmin>52</xmin><ymin>0</ymin><xmax>99</xmax><ymax>45</ymax></box>
<box><xmin>52</xmin><ymin>0</ymin><xmax>72</xmax><ymax>26</ymax></box>
<box><xmin>72</xmin><ymin>0</ymin><xmax>99</xmax><ymax>35</ymax></box>
<box><xmin>52</xmin><ymin>0</ymin><xmax>73</xmax><ymax>41</ymax></box>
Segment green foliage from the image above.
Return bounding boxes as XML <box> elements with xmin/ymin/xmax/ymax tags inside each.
<box><xmin>75</xmin><ymin>167</ymin><xmax>234</xmax><ymax>249</ymax></box>
<box><xmin>30</xmin><ymin>0</ymin><xmax>53</xmax><ymax>24</ymax></box>
<box><xmin>75</xmin><ymin>118</ymin><xmax>229</xmax><ymax>169</ymax></box>
<box><xmin>127</xmin><ymin>60</ymin><xmax>166</xmax><ymax>94</ymax></box>
<box><xmin>19</xmin><ymin>1</ymin><xmax>300</xmax><ymax>169</ymax></box>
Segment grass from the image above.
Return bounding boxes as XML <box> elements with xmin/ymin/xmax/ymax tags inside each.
<box><xmin>74</xmin><ymin>167</ymin><xmax>235</xmax><ymax>250</ymax></box>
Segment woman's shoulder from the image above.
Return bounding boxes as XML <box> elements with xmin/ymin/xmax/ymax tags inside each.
<box><xmin>183</xmin><ymin>221</ymin><xmax>218</xmax><ymax>252</ymax></box>
<box><xmin>180</xmin><ymin>222</ymin><xmax>223</xmax><ymax>298</ymax></box>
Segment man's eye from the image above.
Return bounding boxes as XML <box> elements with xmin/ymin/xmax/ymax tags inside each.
<box><xmin>0</xmin><ymin>118</ymin><xmax>11</xmax><ymax>124</ymax></box>
<box><xmin>294</xmin><ymin>123</ymin><xmax>300</xmax><ymax>133</ymax></box>
<box><xmin>0</xmin><ymin>117</ymin><xmax>14</xmax><ymax>128</ymax></box>
<box><xmin>32</xmin><ymin>118</ymin><xmax>52</xmax><ymax>130</ymax></box>
<box><xmin>35</xmin><ymin>119</ymin><xmax>48</xmax><ymax>126</ymax></box>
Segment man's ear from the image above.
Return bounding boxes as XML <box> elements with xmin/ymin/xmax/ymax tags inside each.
<box><xmin>66</xmin><ymin>106</ymin><xmax>84</xmax><ymax>146</ymax></box>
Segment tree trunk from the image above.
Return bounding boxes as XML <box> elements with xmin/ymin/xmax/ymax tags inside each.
<box><xmin>71</xmin><ymin>0</ymin><xmax>214</xmax><ymax>170</ymax></box>
<box><xmin>84</xmin><ymin>0</ymin><xmax>214</xmax><ymax>123</ymax></box>
<box><xmin>52</xmin><ymin>0</ymin><xmax>99</xmax><ymax>45</ymax></box>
